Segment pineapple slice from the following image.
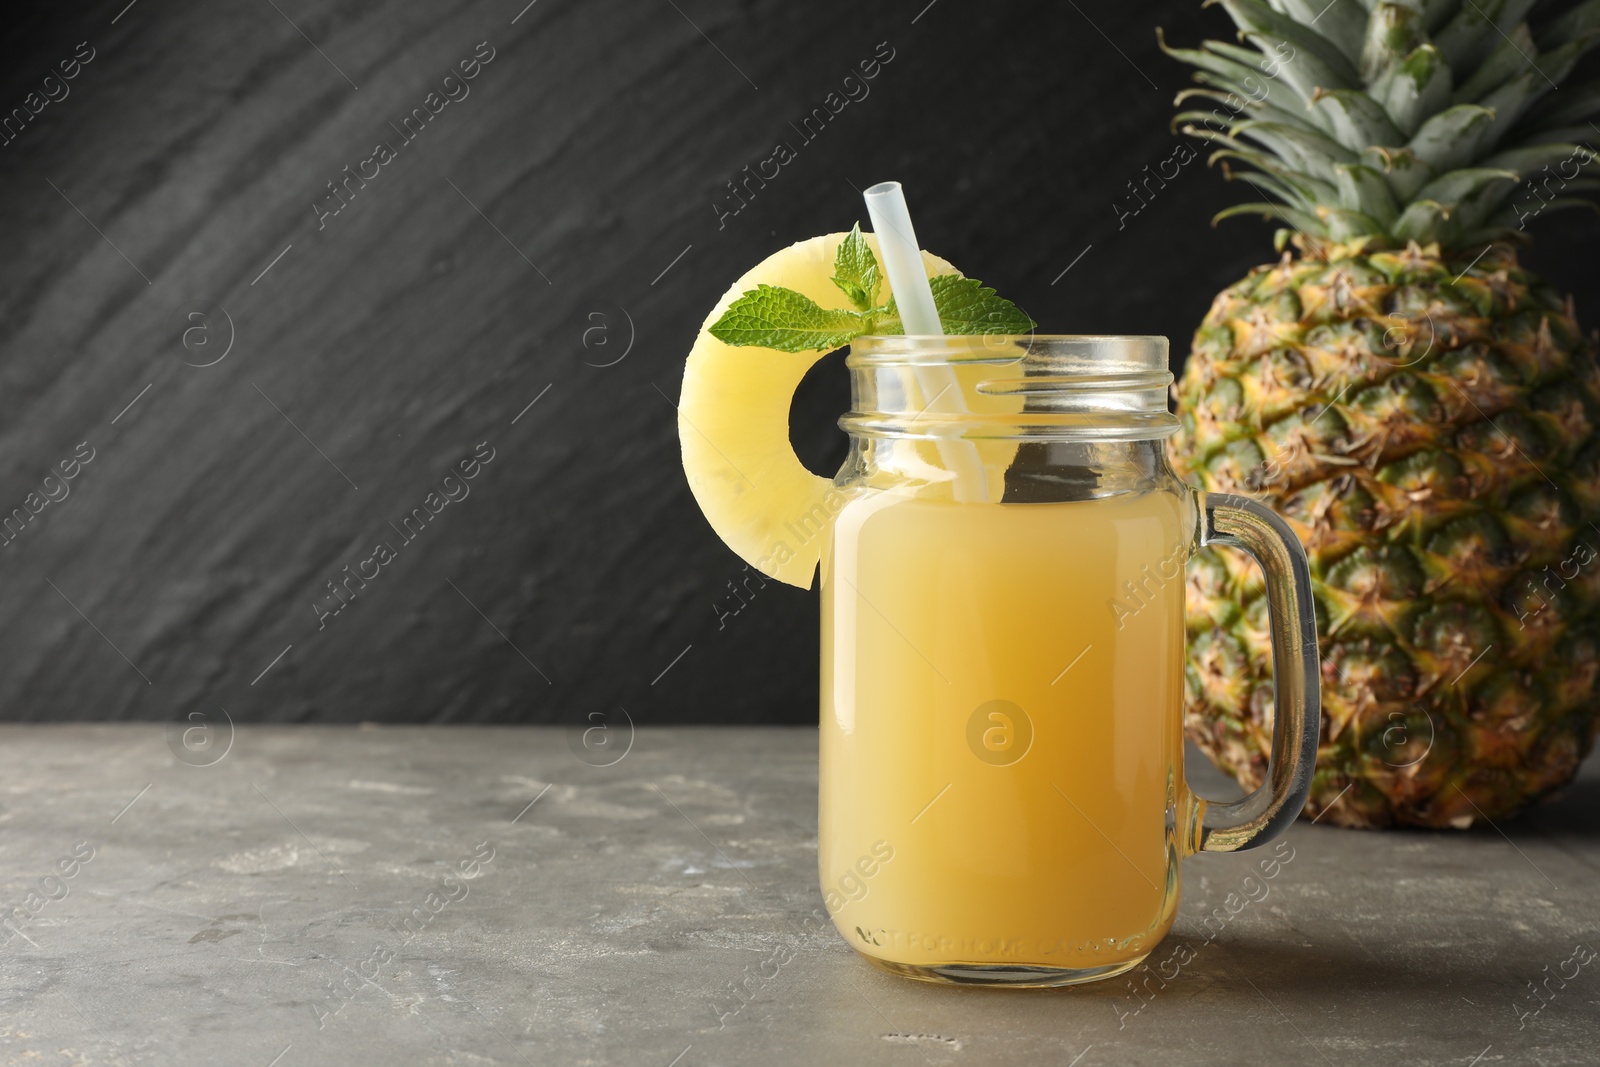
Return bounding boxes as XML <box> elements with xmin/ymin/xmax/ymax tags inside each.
<box><xmin>678</xmin><ymin>232</ymin><xmax>958</xmax><ymax>589</ymax></box>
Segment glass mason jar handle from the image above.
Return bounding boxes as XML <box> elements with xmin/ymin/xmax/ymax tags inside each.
<box><xmin>1192</xmin><ymin>491</ymin><xmax>1320</xmax><ymax>852</ymax></box>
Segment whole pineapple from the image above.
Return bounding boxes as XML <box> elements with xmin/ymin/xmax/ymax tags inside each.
<box><xmin>1165</xmin><ymin>0</ymin><xmax>1600</xmax><ymax>827</ymax></box>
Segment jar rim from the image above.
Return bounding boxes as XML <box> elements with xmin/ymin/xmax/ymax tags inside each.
<box><xmin>848</xmin><ymin>334</ymin><xmax>1169</xmax><ymax>368</ymax></box>
<box><xmin>854</xmin><ymin>333</ymin><xmax>1168</xmax><ymax>341</ymax></box>
<box><xmin>844</xmin><ymin>334</ymin><xmax>1178</xmax><ymax>442</ymax></box>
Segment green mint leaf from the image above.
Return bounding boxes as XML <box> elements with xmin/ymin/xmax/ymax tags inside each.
<box><xmin>707</xmin><ymin>284</ymin><xmax>868</xmax><ymax>352</ymax></box>
<box><xmin>927</xmin><ymin>275</ymin><xmax>1035</xmax><ymax>333</ymax></box>
<box><xmin>876</xmin><ymin>275</ymin><xmax>1036</xmax><ymax>335</ymax></box>
<box><xmin>831</xmin><ymin>222</ymin><xmax>881</xmax><ymax>311</ymax></box>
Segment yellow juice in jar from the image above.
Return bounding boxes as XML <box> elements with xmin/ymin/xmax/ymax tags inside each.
<box><xmin>819</xmin><ymin>487</ymin><xmax>1192</xmax><ymax>973</ymax></box>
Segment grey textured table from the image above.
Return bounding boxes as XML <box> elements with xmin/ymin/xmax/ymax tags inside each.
<box><xmin>1</xmin><ymin>725</ymin><xmax>1596</xmax><ymax>1065</ymax></box>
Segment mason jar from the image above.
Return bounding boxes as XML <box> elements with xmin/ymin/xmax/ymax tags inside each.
<box><xmin>817</xmin><ymin>333</ymin><xmax>1318</xmax><ymax>987</ymax></box>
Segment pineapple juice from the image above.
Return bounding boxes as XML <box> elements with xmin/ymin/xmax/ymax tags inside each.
<box><xmin>819</xmin><ymin>487</ymin><xmax>1191</xmax><ymax>972</ymax></box>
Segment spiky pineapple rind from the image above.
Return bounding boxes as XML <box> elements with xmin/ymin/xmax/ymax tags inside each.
<box><xmin>1173</xmin><ymin>244</ymin><xmax>1600</xmax><ymax>830</ymax></box>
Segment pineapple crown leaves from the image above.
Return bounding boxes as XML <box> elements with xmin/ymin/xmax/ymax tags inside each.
<box><xmin>707</xmin><ymin>222</ymin><xmax>1035</xmax><ymax>352</ymax></box>
<box><xmin>1160</xmin><ymin>0</ymin><xmax>1600</xmax><ymax>254</ymax></box>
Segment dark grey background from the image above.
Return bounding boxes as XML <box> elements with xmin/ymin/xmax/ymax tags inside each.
<box><xmin>0</xmin><ymin>0</ymin><xmax>1593</xmax><ymax>724</ymax></box>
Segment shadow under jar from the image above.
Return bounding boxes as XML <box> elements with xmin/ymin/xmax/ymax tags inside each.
<box><xmin>817</xmin><ymin>334</ymin><xmax>1318</xmax><ymax>987</ymax></box>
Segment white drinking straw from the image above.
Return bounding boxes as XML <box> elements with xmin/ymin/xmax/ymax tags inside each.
<box><xmin>862</xmin><ymin>182</ymin><xmax>989</xmax><ymax>502</ymax></box>
<box><xmin>864</xmin><ymin>182</ymin><xmax>943</xmax><ymax>337</ymax></box>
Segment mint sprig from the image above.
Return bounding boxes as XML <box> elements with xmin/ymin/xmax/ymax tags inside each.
<box><xmin>703</xmin><ymin>285</ymin><xmax>867</xmax><ymax>351</ymax></box>
<box><xmin>831</xmin><ymin>222</ymin><xmax>881</xmax><ymax>311</ymax></box>
<box><xmin>707</xmin><ymin>222</ymin><xmax>1034</xmax><ymax>353</ymax></box>
<box><xmin>879</xmin><ymin>276</ymin><xmax>1037</xmax><ymax>336</ymax></box>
